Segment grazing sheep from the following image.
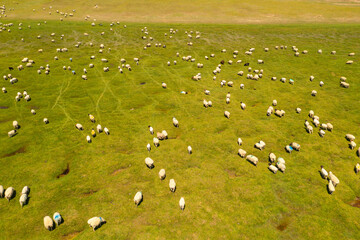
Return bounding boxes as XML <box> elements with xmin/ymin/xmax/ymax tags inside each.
<box><xmin>355</xmin><ymin>163</ymin><xmax>360</xmax><ymax>174</ymax></box>
<box><xmin>104</xmin><ymin>127</ymin><xmax>109</xmax><ymax>135</ymax></box>
<box><xmin>75</xmin><ymin>123</ymin><xmax>83</xmax><ymax>130</ymax></box>
<box><xmin>0</xmin><ymin>185</ymin><xmax>4</xmax><ymax>198</ymax></box>
<box><xmin>318</xmin><ymin>49</ymin><xmax>322</xmax><ymax>54</ymax></box>
<box><xmin>267</xmin><ymin>106</ymin><xmax>274</xmax><ymax>116</ymax></box>
<box><xmin>285</xmin><ymin>145</ymin><xmax>293</xmax><ymax>153</ymax></box>
<box><xmin>44</xmin><ymin>216</ymin><xmax>55</xmax><ymax>231</ymax></box>
<box><xmin>22</xmin><ymin>186</ymin><xmax>30</xmax><ymax>195</ymax></box>
<box><xmin>350</xmin><ymin>141</ymin><xmax>356</xmax><ymax>150</ymax></box>
<box><xmin>179</xmin><ymin>197</ymin><xmax>185</xmax><ymax>210</ymax></box>
<box><xmin>53</xmin><ymin>212</ymin><xmax>62</xmax><ymax>226</ymax></box>
<box><xmin>224</xmin><ymin>111</ymin><xmax>230</xmax><ymax>119</ymax></box>
<box><xmin>159</xmin><ymin>169</ymin><xmax>166</xmax><ymax>180</ymax></box>
<box><xmin>240</xmin><ymin>84</ymin><xmax>245</xmax><ymax>89</ymax></box>
<box><xmin>134</xmin><ymin>191</ymin><xmax>143</xmax><ymax>206</ymax></box>
<box><xmin>238</xmin><ymin>149</ymin><xmax>246</xmax><ymax>158</ymax></box>
<box><xmin>241</xmin><ymin>102</ymin><xmax>246</xmax><ymax>110</ymax></box>
<box><xmin>349</xmin><ymin>52</ymin><xmax>355</xmax><ymax>56</ymax></box>
<box><xmin>271</xmin><ymin>77</ymin><xmax>277</xmax><ymax>81</ymax></box>
<box><xmin>276</xmin><ymin>162</ymin><xmax>286</xmax><ymax>172</ymax></box>
<box><xmin>5</xmin><ymin>187</ymin><xmax>15</xmax><ymax>201</ymax></box>
<box><xmin>97</xmin><ymin>124</ymin><xmax>102</xmax><ymax>133</ymax></box>
<box><xmin>246</xmin><ymin>155</ymin><xmax>258</xmax><ymax>166</ymax></box>
<box><xmin>296</xmin><ymin>108</ymin><xmax>301</xmax><ymax>113</ymax></box>
<box><xmin>145</xmin><ymin>157</ymin><xmax>154</xmax><ymax>169</ymax></box>
<box><xmin>272</xmin><ymin>100</ymin><xmax>277</xmax><ymax>106</ymax></box>
<box><xmin>319</xmin><ymin>130</ymin><xmax>325</xmax><ymax>137</ymax></box>
<box><xmin>147</xmin><ymin>143</ymin><xmax>151</xmax><ymax>152</ymax></box>
<box><xmin>226</xmin><ymin>98</ymin><xmax>230</xmax><ymax>104</ymax></box>
<box><xmin>188</xmin><ymin>146</ymin><xmax>192</xmax><ymax>154</ymax></box>
<box><xmin>13</xmin><ymin>120</ymin><xmax>19</xmax><ymax>129</ymax></box>
<box><xmin>237</xmin><ymin>138</ymin><xmax>242</xmax><ymax>146</ymax></box>
<box><xmin>268</xmin><ymin>165</ymin><xmax>278</xmax><ymax>174</ymax></box>
<box><xmin>320</xmin><ymin>166</ymin><xmax>328</xmax><ymax>179</ymax></box>
<box><xmin>153</xmin><ymin>137</ymin><xmax>159</xmax><ymax>147</ymax></box>
<box><xmin>82</xmin><ymin>75</ymin><xmax>87</xmax><ymax>80</ymax></box>
<box><xmin>319</xmin><ymin>81</ymin><xmax>324</xmax><ymax>87</ymax></box>
<box><xmin>358</xmin><ymin>147</ymin><xmax>360</xmax><ymax>157</ymax></box>
<box><xmin>328</xmin><ymin>172</ymin><xmax>339</xmax><ymax>186</ymax></box>
<box><xmin>208</xmin><ymin>101</ymin><xmax>212</xmax><ymax>107</ymax></box>
<box><xmin>8</xmin><ymin>130</ymin><xmax>17</xmax><ymax>137</ymax></box>
<box><xmin>326</xmin><ymin>123</ymin><xmax>333</xmax><ymax>131</ymax></box>
<box><xmin>340</xmin><ymin>82</ymin><xmax>349</xmax><ymax>88</ymax></box>
<box><xmin>254</xmin><ymin>141</ymin><xmax>266</xmax><ymax>150</ymax></box>
<box><xmin>169</xmin><ymin>179</ymin><xmax>176</xmax><ymax>192</ymax></box>
<box><xmin>307</xmin><ymin>125</ymin><xmax>313</xmax><ymax>134</ymax></box>
<box><xmin>275</xmin><ymin>109</ymin><xmax>285</xmax><ymax>118</ymax></box>
<box><xmin>269</xmin><ymin>153</ymin><xmax>276</xmax><ymax>163</ymax></box>
<box><xmin>310</xmin><ymin>76</ymin><xmax>314</xmax><ymax>81</ymax></box>
<box><xmin>321</xmin><ymin>123</ymin><xmax>327</xmax><ymax>130</ymax></box>
<box><xmin>157</xmin><ymin>132</ymin><xmax>166</xmax><ymax>140</ymax></box>
<box><xmin>43</xmin><ymin>118</ymin><xmax>49</xmax><ymax>124</ymax></box>
<box><xmin>277</xmin><ymin>157</ymin><xmax>285</xmax><ymax>165</ymax></box>
<box><xmin>148</xmin><ymin>126</ymin><xmax>154</xmax><ymax>135</ymax></box>
<box><xmin>346</xmin><ymin>134</ymin><xmax>355</xmax><ymax>141</ymax></box>
<box><xmin>203</xmin><ymin>99</ymin><xmax>209</xmax><ymax>108</ymax></box>
<box><xmin>290</xmin><ymin>142</ymin><xmax>300</xmax><ymax>151</ymax></box>
<box><xmin>346</xmin><ymin>60</ymin><xmax>353</xmax><ymax>64</ymax></box>
<box><xmin>311</xmin><ymin>90</ymin><xmax>317</xmax><ymax>96</ymax></box>
<box><xmin>309</xmin><ymin>110</ymin><xmax>314</xmax><ymax>118</ymax></box>
<box><xmin>173</xmin><ymin>117</ymin><xmax>179</xmax><ymax>127</ymax></box>
<box><xmin>19</xmin><ymin>194</ymin><xmax>28</xmax><ymax>208</ymax></box>
<box><xmin>328</xmin><ymin>180</ymin><xmax>335</xmax><ymax>194</ymax></box>
<box><xmin>331</xmin><ymin>51</ymin><xmax>336</xmax><ymax>55</ymax></box>
<box><xmin>88</xmin><ymin>217</ymin><xmax>106</xmax><ymax>231</ymax></box>
<box><xmin>86</xmin><ymin>135</ymin><xmax>91</xmax><ymax>143</ymax></box>
<box><xmin>2</xmin><ymin>87</ymin><xmax>6</xmax><ymax>93</ymax></box>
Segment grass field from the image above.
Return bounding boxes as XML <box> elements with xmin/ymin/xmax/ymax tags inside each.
<box><xmin>0</xmin><ymin>1</ymin><xmax>360</xmax><ymax>240</ymax></box>
<box><xmin>1</xmin><ymin>0</ymin><xmax>360</xmax><ymax>23</ymax></box>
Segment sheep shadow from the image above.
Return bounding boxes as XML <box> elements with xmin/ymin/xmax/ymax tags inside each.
<box><xmin>9</xmin><ymin>190</ymin><xmax>16</xmax><ymax>201</ymax></box>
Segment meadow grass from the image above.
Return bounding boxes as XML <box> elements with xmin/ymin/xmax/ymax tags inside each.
<box><xmin>0</xmin><ymin>20</ymin><xmax>359</xmax><ymax>239</ymax></box>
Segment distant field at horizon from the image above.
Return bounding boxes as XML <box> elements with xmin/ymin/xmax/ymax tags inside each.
<box><xmin>1</xmin><ymin>0</ymin><xmax>360</xmax><ymax>24</ymax></box>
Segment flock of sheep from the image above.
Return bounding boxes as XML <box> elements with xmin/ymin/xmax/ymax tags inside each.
<box><xmin>0</xmin><ymin>3</ymin><xmax>359</xmax><ymax>234</ymax></box>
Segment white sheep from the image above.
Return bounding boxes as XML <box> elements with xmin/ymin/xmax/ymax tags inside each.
<box><xmin>169</xmin><ymin>179</ymin><xmax>176</xmax><ymax>192</ymax></box>
<box><xmin>321</xmin><ymin>123</ymin><xmax>327</xmax><ymax>130</ymax></box>
<box><xmin>340</xmin><ymin>82</ymin><xmax>349</xmax><ymax>88</ymax></box>
<box><xmin>173</xmin><ymin>117</ymin><xmax>179</xmax><ymax>127</ymax></box>
<box><xmin>319</xmin><ymin>81</ymin><xmax>324</xmax><ymax>87</ymax></box>
<box><xmin>296</xmin><ymin>108</ymin><xmax>301</xmax><ymax>113</ymax></box>
<box><xmin>2</xmin><ymin>87</ymin><xmax>6</xmax><ymax>93</ymax></box>
<box><xmin>86</xmin><ymin>135</ymin><xmax>91</xmax><ymax>143</ymax></box>
<box><xmin>226</xmin><ymin>97</ymin><xmax>230</xmax><ymax>104</ymax></box>
<box><xmin>320</xmin><ymin>166</ymin><xmax>328</xmax><ymax>179</ymax></box>
<box><xmin>349</xmin><ymin>52</ymin><xmax>355</xmax><ymax>56</ymax></box>
<box><xmin>346</xmin><ymin>60</ymin><xmax>353</xmax><ymax>64</ymax></box>
<box><xmin>43</xmin><ymin>118</ymin><xmax>49</xmax><ymax>124</ymax></box>
<box><xmin>0</xmin><ymin>185</ymin><xmax>3</xmax><ymax>198</ymax></box>
<box><xmin>240</xmin><ymin>84</ymin><xmax>245</xmax><ymax>89</ymax></box>
<box><xmin>179</xmin><ymin>197</ymin><xmax>185</xmax><ymax>210</ymax></box>
<box><xmin>44</xmin><ymin>216</ymin><xmax>55</xmax><ymax>231</ymax></box>
<box><xmin>145</xmin><ymin>157</ymin><xmax>154</xmax><ymax>169</ymax></box>
<box><xmin>350</xmin><ymin>141</ymin><xmax>356</xmax><ymax>150</ymax></box>
<box><xmin>267</xmin><ymin>107</ymin><xmax>273</xmax><ymax>116</ymax></box>
<box><xmin>134</xmin><ymin>191</ymin><xmax>143</xmax><ymax>206</ymax></box>
<box><xmin>355</xmin><ymin>163</ymin><xmax>360</xmax><ymax>174</ymax></box>
<box><xmin>19</xmin><ymin>194</ymin><xmax>28</xmax><ymax>208</ymax></box>
<box><xmin>13</xmin><ymin>120</ymin><xmax>19</xmax><ymax>129</ymax></box>
<box><xmin>22</xmin><ymin>186</ymin><xmax>29</xmax><ymax>195</ymax></box>
<box><xmin>238</xmin><ymin>149</ymin><xmax>246</xmax><ymax>158</ymax></box>
<box><xmin>147</xmin><ymin>143</ymin><xmax>151</xmax><ymax>152</ymax></box>
<box><xmin>272</xmin><ymin>100</ymin><xmax>277</xmax><ymax>106</ymax></box>
<box><xmin>241</xmin><ymin>102</ymin><xmax>246</xmax><ymax>110</ymax></box>
<box><xmin>53</xmin><ymin>212</ymin><xmax>62</xmax><ymax>226</ymax></box>
<box><xmin>246</xmin><ymin>155</ymin><xmax>258</xmax><ymax>166</ymax></box>
<box><xmin>8</xmin><ymin>130</ymin><xmax>17</xmax><ymax>137</ymax></box>
<box><xmin>307</xmin><ymin>125</ymin><xmax>313</xmax><ymax>134</ymax></box>
<box><xmin>153</xmin><ymin>137</ymin><xmax>159</xmax><ymax>147</ymax></box>
<box><xmin>203</xmin><ymin>99</ymin><xmax>209</xmax><ymax>108</ymax></box>
<box><xmin>328</xmin><ymin>172</ymin><xmax>339</xmax><ymax>186</ymax></box>
<box><xmin>159</xmin><ymin>169</ymin><xmax>166</xmax><ymax>180</ymax></box>
<box><xmin>268</xmin><ymin>165</ymin><xmax>278</xmax><ymax>174</ymax></box>
<box><xmin>188</xmin><ymin>146</ymin><xmax>192</xmax><ymax>154</ymax></box>
<box><xmin>276</xmin><ymin>162</ymin><xmax>286</xmax><ymax>172</ymax></box>
<box><xmin>237</xmin><ymin>138</ymin><xmax>242</xmax><ymax>146</ymax></box>
<box><xmin>310</xmin><ymin>76</ymin><xmax>314</xmax><ymax>81</ymax></box>
<box><xmin>224</xmin><ymin>111</ymin><xmax>230</xmax><ymax>119</ymax></box>
<box><xmin>290</xmin><ymin>142</ymin><xmax>300</xmax><ymax>151</ymax></box>
<box><xmin>97</xmin><ymin>124</ymin><xmax>102</xmax><ymax>133</ymax></box>
<box><xmin>269</xmin><ymin>153</ymin><xmax>276</xmax><ymax>163</ymax></box>
<box><xmin>75</xmin><ymin>123</ymin><xmax>83</xmax><ymax>130</ymax></box>
<box><xmin>88</xmin><ymin>217</ymin><xmax>106</xmax><ymax>231</ymax></box>
<box><xmin>326</xmin><ymin>123</ymin><xmax>334</xmax><ymax>132</ymax></box>
<box><xmin>328</xmin><ymin>180</ymin><xmax>335</xmax><ymax>194</ymax></box>
<box><xmin>346</xmin><ymin>134</ymin><xmax>355</xmax><ymax>141</ymax></box>
<box><xmin>204</xmin><ymin>90</ymin><xmax>210</xmax><ymax>95</ymax></box>
<box><xmin>319</xmin><ymin>130</ymin><xmax>326</xmax><ymax>137</ymax></box>
<box><xmin>311</xmin><ymin>90</ymin><xmax>317</xmax><ymax>96</ymax></box>
<box><xmin>104</xmin><ymin>127</ymin><xmax>109</xmax><ymax>135</ymax></box>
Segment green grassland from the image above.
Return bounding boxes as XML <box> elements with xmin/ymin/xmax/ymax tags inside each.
<box><xmin>2</xmin><ymin>0</ymin><xmax>360</xmax><ymax>24</ymax></box>
<box><xmin>0</xmin><ymin>16</ymin><xmax>360</xmax><ymax>240</ymax></box>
